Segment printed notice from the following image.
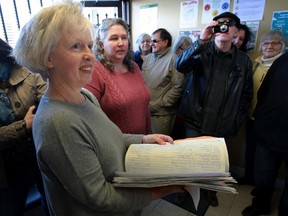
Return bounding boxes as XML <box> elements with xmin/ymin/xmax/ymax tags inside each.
<box><xmin>233</xmin><ymin>0</ymin><xmax>266</xmax><ymax>21</ymax></box>
<box><xmin>180</xmin><ymin>0</ymin><xmax>199</xmax><ymax>28</ymax></box>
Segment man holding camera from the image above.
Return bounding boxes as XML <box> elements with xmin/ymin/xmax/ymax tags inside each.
<box><xmin>174</xmin><ymin>12</ymin><xmax>253</xmax><ymax>207</ymax></box>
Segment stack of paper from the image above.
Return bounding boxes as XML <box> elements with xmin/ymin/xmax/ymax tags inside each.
<box><xmin>113</xmin><ymin>137</ymin><xmax>237</xmax><ymax>194</ymax></box>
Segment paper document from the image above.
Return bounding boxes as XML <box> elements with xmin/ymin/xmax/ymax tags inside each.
<box><xmin>125</xmin><ymin>137</ymin><xmax>229</xmax><ymax>175</ymax></box>
<box><xmin>113</xmin><ymin>137</ymin><xmax>237</xmax><ymax>209</ymax></box>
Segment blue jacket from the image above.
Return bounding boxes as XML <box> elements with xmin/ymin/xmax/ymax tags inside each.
<box><xmin>133</xmin><ymin>50</ymin><xmax>143</xmax><ymax>70</ymax></box>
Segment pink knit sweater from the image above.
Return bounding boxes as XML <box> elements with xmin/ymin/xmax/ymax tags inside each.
<box><xmin>85</xmin><ymin>61</ymin><xmax>151</xmax><ymax>134</ymax></box>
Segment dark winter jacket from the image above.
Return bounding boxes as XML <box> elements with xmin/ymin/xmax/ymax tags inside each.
<box><xmin>254</xmin><ymin>52</ymin><xmax>288</xmax><ymax>153</ymax></box>
<box><xmin>175</xmin><ymin>40</ymin><xmax>253</xmax><ymax>137</ymax></box>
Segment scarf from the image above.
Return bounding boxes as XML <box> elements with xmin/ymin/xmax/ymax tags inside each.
<box><xmin>261</xmin><ymin>52</ymin><xmax>283</xmax><ymax>68</ymax></box>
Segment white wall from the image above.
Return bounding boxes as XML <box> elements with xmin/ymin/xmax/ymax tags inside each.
<box><xmin>131</xmin><ymin>0</ymin><xmax>288</xmax><ymax>61</ymax></box>
<box><xmin>131</xmin><ymin>0</ymin><xmax>186</xmax><ymax>51</ymax></box>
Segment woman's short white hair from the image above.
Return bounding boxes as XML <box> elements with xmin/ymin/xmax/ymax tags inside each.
<box><xmin>258</xmin><ymin>30</ymin><xmax>287</xmax><ymax>53</ymax></box>
<box><xmin>13</xmin><ymin>2</ymin><xmax>93</xmax><ymax>78</ymax></box>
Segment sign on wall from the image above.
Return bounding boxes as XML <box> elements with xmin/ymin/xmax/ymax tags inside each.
<box><xmin>233</xmin><ymin>0</ymin><xmax>266</xmax><ymax>21</ymax></box>
<box><xmin>201</xmin><ymin>0</ymin><xmax>231</xmax><ymax>24</ymax></box>
<box><xmin>271</xmin><ymin>10</ymin><xmax>288</xmax><ymax>45</ymax></box>
<box><xmin>179</xmin><ymin>0</ymin><xmax>199</xmax><ymax>28</ymax></box>
<box><xmin>139</xmin><ymin>4</ymin><xmax>158</xmax><ymax>35</ymax></box>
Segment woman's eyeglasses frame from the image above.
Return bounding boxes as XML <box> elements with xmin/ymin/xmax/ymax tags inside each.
<box><xmin>261</xmin><ymin>41</ymin><xmax>282</xmax><ymax>47</ymax></box>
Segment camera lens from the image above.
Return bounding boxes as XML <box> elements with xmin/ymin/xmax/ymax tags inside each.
<box><xmin>213</xmin><ymin>23</ymin><xmax>229</xmax><ymax>33</ymax></box>
<box><xmin>220</xmin><ymin>24</ymin><xmax>228</xmax><ymax>32</ymax></box>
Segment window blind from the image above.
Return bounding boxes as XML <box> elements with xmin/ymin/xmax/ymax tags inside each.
<box><xmin>0</xmin><ymin>0</ymin><xmax>53</xmax><ymax>47</ymax></box>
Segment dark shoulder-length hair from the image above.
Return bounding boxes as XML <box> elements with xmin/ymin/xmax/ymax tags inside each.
<box><xmin>238</xmin><ymin>24</ymin><xmax>252</xmax><ymax>53</ymax></box>
<box><xmin>94</xmin><ymin>18</ymin><xmax>134</xmax><ymax>72</ymax></box>
<box><xmin>0</xmin><ymin>38</ymin><xmax>20</xmax><ymax>68</ymax></box>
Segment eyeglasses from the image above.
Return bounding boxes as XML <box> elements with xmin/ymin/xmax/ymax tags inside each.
<box><xmin>150</xmin><ymin>39</ymin><xmax>162</xmax><ymax>43</ymax></box>
<box><xmin>262</xmin><ymin>41</ymin><xmax>282</xmax><ymax>47</ymax></box>
<box><xmin>141</xmin><ymin>40</ymin><xmax>150</xmax><ymax>44</ymax></box>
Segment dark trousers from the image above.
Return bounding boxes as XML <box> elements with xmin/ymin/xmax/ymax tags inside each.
<box><xmin>244</xmin><ymin>119</ymin><xmax>258</xmax><ymax>182</ymax></box>
<box><xmin>0</xmin><ymin>157</ymin><xmax>49</xmax><ymax>216</ymax></box>
<box><xmin>253</xmin><ymin>143</ymin><xmax>288</xmax><ymax>216</ymax></box>
<box><xmin>163</xmin><ymin>189</ymin><xmax>210</xmax><ymax>216</ymax></box>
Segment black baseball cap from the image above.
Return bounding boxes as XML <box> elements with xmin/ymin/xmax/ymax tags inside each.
<box><xmin>213</xmin><ymin>12</ymin><xmax>240</xmax><ymax>28</ymax></box>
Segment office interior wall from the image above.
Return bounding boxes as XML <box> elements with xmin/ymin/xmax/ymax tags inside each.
<box><xmin>131</xmin><ymin>0</ymin><xmax>288</xmax><ymax>61</ymax></box>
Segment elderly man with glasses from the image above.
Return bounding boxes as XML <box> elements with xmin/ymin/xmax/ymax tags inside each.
<box><xmin>141</xmin><ymin>28</ymin><xmax>184</xmax><ymax>136</ymax></box>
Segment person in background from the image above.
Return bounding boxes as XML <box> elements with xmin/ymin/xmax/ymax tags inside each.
<box><xmin>233</xmin><ymin>23</ymin><xmax>253</xmax><ymax>53</ymax></box>
<box><xmin>85</xmin><ymin>18</ymin><xmax>151</xmax><ymax>134</ymax></box>
<box><xmin>174</xmin><ymin>12</ymin><xmax>253</xmax><ymax>207</ymax></box>
<box><xmin>13</xmin><ymin>2</ymin><xmax>184</xmax><ymax>215</ymax></box>
<box><xmin>142</xmin><ymin>28</ymin><xmax>184</xmax><ymax>135</ymax></box>
<box><xmin>237</xmin><ymin>30</ymin><xmax>286</xmax><ymax>186</ymax></box>
<box><xmin>242</xmin><ymin>52</ymin><xmax>288</xmax><ymax>216</ymax></box>
<box><xmin>133</xmin><ymin>33</ymin><xmax>152</xmax><ymax>70</ymax></box>
<box><xmin>0</xmin><ymin>39</ymin><xmax>48</xmax><ymax>215</ymax></box>
<box><xmin>171</xmin><ymin>35</ymin><xmax>192</xmax><ymax>139</ymax></box>
<box><xmin>190</xmin><ymin>30</ymin><xmax>200</xmax><ymax>43</ymax></box>
<box><xmin>172</xmin><ymin>35</ymin><xmax>192</xmax><ymax>55</ymax></box>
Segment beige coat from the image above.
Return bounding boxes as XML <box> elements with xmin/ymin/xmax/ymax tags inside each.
<box><xmin>0</xmin><ymin>66</ymin><xmax>47</xmax><ymax>188</ymax></box>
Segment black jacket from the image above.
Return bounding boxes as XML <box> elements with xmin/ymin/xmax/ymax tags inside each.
<box><xmin>175</xmin><ymin>40</ymin><xmax>253</xmax><ymax>137</ymax></box>
<box><xmin>254</xmin><ymin>52</ymin><xmax>288</xmax><ymax>153</ymax></box>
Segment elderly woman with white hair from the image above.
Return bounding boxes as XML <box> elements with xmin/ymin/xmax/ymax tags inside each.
<box><xmin>242</xmin><ymin>30</ymin><xmax>287</xmax><ymax>216</ymax></box>
<box><xmin>239</xmin><ymin>30</ymin><xmax>287</xmax><ymax>187</ymax></box>
<box><xmin>133</xmin><ymin>33</ymin><xmax>152</xmax><ymax>69</ymax></box>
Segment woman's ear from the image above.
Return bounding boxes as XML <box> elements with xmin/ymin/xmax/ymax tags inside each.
<box><xmin>98</xmin><ymin>39</ymin><xmax>104</xmax><ymax>50</ymax></box>
<box><xmin>46</xmin><ymin>55</ymin><xmax>54</xmax><ymax>69</ymax></box>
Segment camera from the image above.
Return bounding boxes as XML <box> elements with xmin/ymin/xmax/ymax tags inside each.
<box><xmin>213</xmin><ymin>22</ymin><xmax>229</xmax><ymax>33</ymax></box>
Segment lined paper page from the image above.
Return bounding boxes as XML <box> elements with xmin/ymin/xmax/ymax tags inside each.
<box><xmin>125</xmin><ymin>138</ymin><xmax>228</xmax><ymax>175</ymax></box>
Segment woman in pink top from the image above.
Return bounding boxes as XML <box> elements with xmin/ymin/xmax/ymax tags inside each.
<box><xmin>85</xmin><ymin>18</ymin><xmax>151</xmax><ymax>134</ymax></box>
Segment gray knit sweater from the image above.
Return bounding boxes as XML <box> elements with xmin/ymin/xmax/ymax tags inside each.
<box><xmin>33</xmin><ymin>90</ymin><xmax>151</xmax><ymax>216</ymax></box>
